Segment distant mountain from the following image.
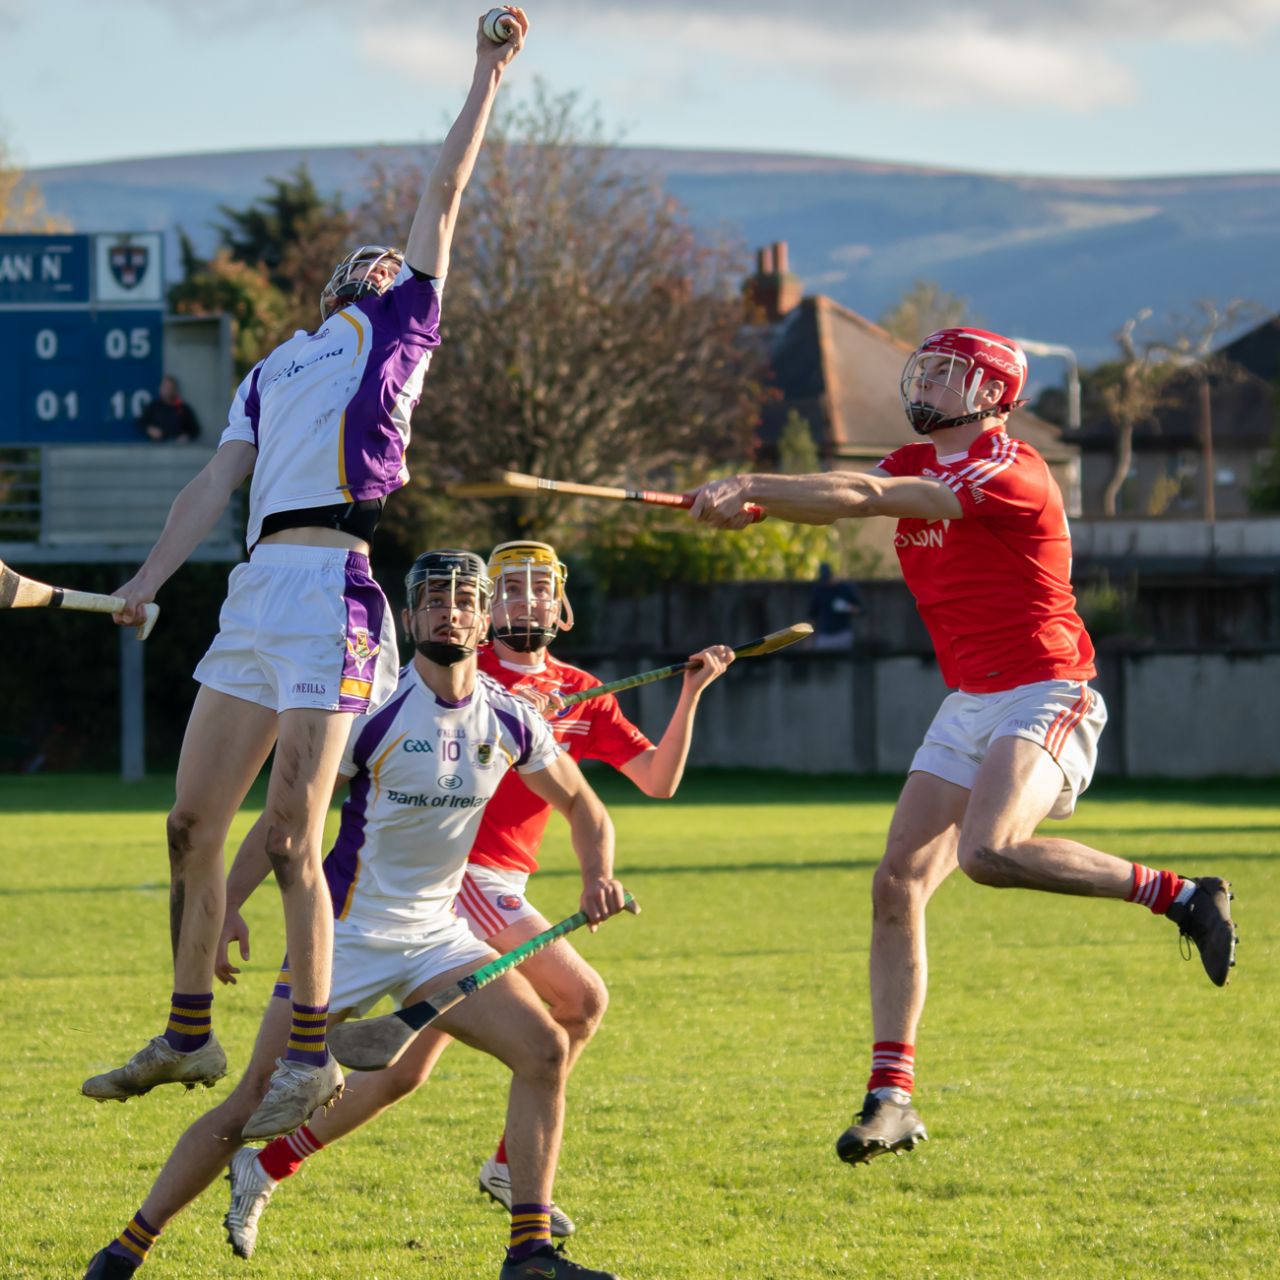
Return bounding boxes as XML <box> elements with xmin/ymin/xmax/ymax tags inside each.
<box><xmin>31</xmin><ymin>145</ymin><xmax>1280</xmax><ymax>367</ymax></box>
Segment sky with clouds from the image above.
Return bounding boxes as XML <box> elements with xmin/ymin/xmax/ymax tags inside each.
<box><xmin>4</xmin><ymin>0</ymin><xmax>1279</xmax><ymax>176</ymax></box>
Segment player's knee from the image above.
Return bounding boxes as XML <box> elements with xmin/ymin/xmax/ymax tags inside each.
<box><xmin>555</xmin><ymin>973</ymin><xmax>608</xmax><ymax>1042</ymax></box>
<box><xmin>264</xmin><ymin>823</ymin><xmax>314</xmax><ymax>888</ymax></box>
<box><xmin>517</xmin><ymin>1021</ymin><xmax>571</xmax><ymax>1087</ymax></box>
<box><xmin>871</xmin><ymin>859</ymin><xmax>923</xmax><ymax>924</ymax></box>
<box><xmin>957</xmin><ymin>843</ymin><xmax>1014</xmax><ymax>887</ymax></box>
<box><xmin>165</xmin><ymin>807</ymin><xmax>204</xmax><ymax>869</ymax></box>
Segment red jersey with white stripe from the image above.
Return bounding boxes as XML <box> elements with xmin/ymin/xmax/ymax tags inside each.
<box><xmin>467</xmin><ymin>644</ymin><xmax>653</xmax><ymax>873</ymax></box>
<box><xmin>878</xmin><ymin>428</ymin><xmax>1095</xmax><ymax>694</ymax></box>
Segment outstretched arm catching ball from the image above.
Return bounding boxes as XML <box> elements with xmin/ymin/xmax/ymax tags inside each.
<box><xmin>404</xmin><ymin>7</ymin><xmax>528</xmax><ymax>278</ymax></box>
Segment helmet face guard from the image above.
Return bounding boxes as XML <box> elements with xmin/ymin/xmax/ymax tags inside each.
<box><xmin>404</xmin><ymin>549</ymin><xmax>493</xmax><ymax>666</ymax></box>
<box><xmin>900</xmin><ymin>328</ymin><xmax>1028</xmax><ymax>435</ymax></box>
<box><xmin>320</xmin><ymin>244</ymin><xmax>405</xmax><ymax>322</ymax></box>
<box><xmin>487</xmin><ymin>541</ymin><xmax>574</xmax><ymax>654</ymax></box>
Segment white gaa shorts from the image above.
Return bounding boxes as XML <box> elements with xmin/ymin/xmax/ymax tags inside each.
<box><xmin>274</xmin><ymin>915</ymin><xmax>495</xmax><ymax>1017</ymax></box>
<box><xmin>910</xmin><ymin>679</ymin><xmax>1108</xmax><ymax>819</ymax></box>
<box><xmin>194</xmin><ymin>544</ymin><xmax>399</xmax><ymax>714</ymax></box>
<box><xmin>454</xmin><ymin>866</ymin><xmax>543</xmax><ymax>940</ymax></box>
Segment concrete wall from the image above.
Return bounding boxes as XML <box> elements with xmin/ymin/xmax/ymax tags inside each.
<box><xmin>573</xmin><ymin>649</ymin><xmax>1280</xmax><ymax>779</ymax></box>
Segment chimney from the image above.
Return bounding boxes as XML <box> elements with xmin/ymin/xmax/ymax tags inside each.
<box><xmin>745</xmin><ymin>240</ymin><xmax>803</xmax><ymax>323</ymax></box>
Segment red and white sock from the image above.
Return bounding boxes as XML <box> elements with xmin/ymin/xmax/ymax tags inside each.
<box><xmin>257</xmin><ymin>1123</ymin><xmax>325</xmax><ymax>1183</ymax></box>
<box><xmin>494</xmin><ymin>1135</ymin><xmax>508</xmax><ymax>1166</ymax></box>
<box><xmin>1127</xmin><ymin>865</ymin><xmax>1193</xmax><ymax>916</ymax></box>
<box><xmin>867</xmin><ymin>1041</ymin><xmax>915</xmax><ymax>1104</ymax></box>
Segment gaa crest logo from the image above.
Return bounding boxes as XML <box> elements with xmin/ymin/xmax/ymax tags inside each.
<box><xmin>108</xmin><ymin>242</ymin><xmax>150</xmax><ymax>290</ymax></box>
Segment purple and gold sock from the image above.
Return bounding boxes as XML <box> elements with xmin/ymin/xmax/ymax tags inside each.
<box><xmin>506</xmin><ymin>1204</ymin><xmax>553</xmax><ymax>1263</ymax></box>
<box><xmin>105</xmin><ymin>1210</ymin><xmax>159</xmax><ymax>1269</ymax></box>
<box><xmin>161</xmin><ymin>992</ymin><xmax>211</xmax><ymax>1052</ymax></box>
<box><xmin>284</xmin><ymin>1002</ymin><xmax>329</xmax><ymax>1067</ymax></box>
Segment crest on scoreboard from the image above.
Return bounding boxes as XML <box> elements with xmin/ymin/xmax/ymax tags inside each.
<box><xmin>108</xmin><ymin>242</ymin><xmax>150</xmax><ymax>290</ymax></box>
<box><xmin>93</xmin><ymin>233</ymin><xmax>163</xmax><ymax>305</ymax></box>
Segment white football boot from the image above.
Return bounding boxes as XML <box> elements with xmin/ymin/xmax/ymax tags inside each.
<box><xmin>241</xmin><ymin>1055</ymin><xmax>343</xmax><ymax>1141</ymax></box>
<box><xmin>479</xmin><ymin>1155</ymin><xmax>576</xmax><ymax>1237</ymax></box>
<box><xmin>223</xmin><ymin>1146</ymin><xmax>278</xmax><ymax>1259</ymax></box>
<box><xmin>81</xmin><ymin>1034</ymin><xmax>227</xmax><ymax>1101</ymax></box>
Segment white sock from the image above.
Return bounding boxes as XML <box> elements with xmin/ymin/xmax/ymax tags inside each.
<box><xmin>871</xmin><ymin>1086</ymin><xmax>912</xmax><ymax>1105</ymax></box>
<box><xmin>1174</xmin><ymin>879</ymin><xmax>1197</xmax><ymax>906</ymax></box>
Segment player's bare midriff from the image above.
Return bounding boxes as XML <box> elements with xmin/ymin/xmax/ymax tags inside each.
<box><xmin>257</xmin><ymin>526</ymin><xmax>371</xmax><ymax>556</ymax></box>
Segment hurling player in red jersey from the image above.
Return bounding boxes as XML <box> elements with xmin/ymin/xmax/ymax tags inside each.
<box><xmin>219</xmin><ymin>540</ymin><xmax>732</xmax><ymax>1255</ymax></box>
<box><xmin>688</xmin><ymin>327</ymin><xmax>1237</xmax><ymax>1166</ymax></box>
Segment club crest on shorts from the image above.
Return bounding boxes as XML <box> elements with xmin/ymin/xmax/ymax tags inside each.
<box><xmin>346</xmin><ymin>627</ymin><xmax>380</xmax><ymax>664</ymax></box>
<box><xmin>108</xmin><ymin>241</ymin><xmax>150</xmax><ymax>290</ymax></box>
<box><xmin>496</xmin><ymin>894</ymin><xmax>523</xmax><ymax>911</ymax></box>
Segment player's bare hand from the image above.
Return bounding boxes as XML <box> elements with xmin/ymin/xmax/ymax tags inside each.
<box><xmin>110</xmin><ymin>574</ymin><xmax>157</xmax><ymax>628</ymax></box>
<box><xmin>682</xmin><ymin>643</ymin><xmax>734</xmax><ymax>694</ymax></box>
<box><xmin>580</xmin><ymin>876</ymin><xmax>627</xmax><ymax>930</ymax></box>
<box><xmin>687</xmin><ymin>476</ymin><xmax>759</xmax><ymax>530</ymax></box>
<box><xmin>477</xmin><ymin>6</ymin><xmax>527</xmax><ymax>66</ymax></box>
<box><xmin>511</xmin><ymin>685</ymin><xmax>565</xmax><ymax>719</ymax></box>
<box><xmin>216</xmin><ymin>909</ymin><xmax>251</xmax><ymax>985</ymax></box>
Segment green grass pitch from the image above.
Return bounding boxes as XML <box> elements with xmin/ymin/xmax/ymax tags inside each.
<box><xmin>0</xmin><ymin>771</ymin><xmax>1275</xmax><ymax>1279</ymax></box>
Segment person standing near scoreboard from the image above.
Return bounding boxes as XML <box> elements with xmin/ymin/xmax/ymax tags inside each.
<box><xmin>218</xmin><ymin>539</ymin><xmax>733</xmax><ymax>1258</ymax></box>
<box><xmin>83</xmin><ymin>10</ymin><xmax>529</xmax><ymax>1143</ymax></box>
<box><xmin>686</xmin><ymin>327</ymin><xmax>1238</xmax><ymax>1165</ymax></box>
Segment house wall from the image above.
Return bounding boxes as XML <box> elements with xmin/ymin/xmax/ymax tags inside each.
<box><xmin>577</xmin><ymin>648</ymin><xmax>1280</xmax><ymax>778</ymax></box>
<box><xmin>1079</xmin><ymin>446</ymin><xmax>1262</xmax><ymax>517</ymax></box>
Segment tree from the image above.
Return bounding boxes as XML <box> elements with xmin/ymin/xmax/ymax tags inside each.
<box><xmin>170</xmin><ymin>167</ymin><xmax>354</xmax><ymax>376</ymax></box>
<box><xmin>216</xmin><ymin>166</ymin><xmax>346</xmax><ymax>293</ymax></box>
<box><xmin>1093</xmin><ymin>301</ymin><xmax>1259</xmax><ymax>518</ymax></box>
<box><xmin>879</xmin><ymin>280</ymin><xmax>974</xmax><ymax>347</ymax></box>
<box><xmin>0</xmin><ymin>133</ymin><xmax>68</xmax><ymax>232</ymax></box>
<box><xmin>1096</xmin><ymin>310</ymin><xmax>1165</xmax><ymax>517</ymax></box>
<box><xmin>578</xmin><ymin>410</ymin><xmax>880</xmax><ymax>596</ymax></box>
<box><xmin>169</xmin><ymin>247</ymin><xmax>294</xmax><ymax>377</ymax></box>
<box><xmin>1146</xmin><ymin>299</ymin><xmax>1262</xmax><ymax>522</ymax></box>
<box><xmin>351</xmin><ymin>85</ymin><xmax>766</xmax><ymax>549</ymax></box>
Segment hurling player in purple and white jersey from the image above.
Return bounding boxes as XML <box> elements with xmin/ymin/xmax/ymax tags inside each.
<box><xmin>83</xmin><ymin>549</ymin><xmax>628</xmax><ymax>1280</ymax></box>
<box><xmin>85</xmin><ymin>9</ymin><xmax>530</xmax><ymax>1147</ymax></box>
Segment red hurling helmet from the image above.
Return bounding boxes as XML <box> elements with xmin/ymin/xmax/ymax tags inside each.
<box><xmin>900</xmin><ymin>328</ymin><xmax>1029</xmax><ymax>434</ymax></box>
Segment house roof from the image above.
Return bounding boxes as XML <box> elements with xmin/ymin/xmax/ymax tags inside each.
<box><xmin>757</xmin><ymin>294</ymin><xmax>1074</xmax><ymax>464</ymax></box>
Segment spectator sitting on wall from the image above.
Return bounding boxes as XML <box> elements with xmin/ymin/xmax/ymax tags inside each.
<box><xmin>138</xmin><ymin>375</ymin><xmax>201</xmax><ymax>443</ymax></box>
<box><xmin>808</xmin><ymin>561</ymin><xmax>864</xmax><ymax>652</ymax></box>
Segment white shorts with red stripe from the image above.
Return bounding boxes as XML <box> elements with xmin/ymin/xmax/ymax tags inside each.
<box><xmin>911</xmin><ymin>679</ymin><xmax>1107</xmax><ymax>819</ymax></box>
<box><xmin>454</xmin><ymin>865</ymin><xmax>542</xmax><ymax>940</ymax></box>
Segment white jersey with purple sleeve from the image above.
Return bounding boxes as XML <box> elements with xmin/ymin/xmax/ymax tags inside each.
<box><xmin>325</xmin><ymin>667</ymin><xmax>561</xmax><ymax>942</ymax></box>
<box><xmin>220</xmin><ymin>264</ymin><xmax>444</xmax><ymax>548</ymax></box>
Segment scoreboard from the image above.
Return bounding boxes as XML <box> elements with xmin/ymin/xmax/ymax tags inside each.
<box><xmin>0</xmin><ymin>233</ymin><xmax>165</xmax><ymax>445</ymax></box>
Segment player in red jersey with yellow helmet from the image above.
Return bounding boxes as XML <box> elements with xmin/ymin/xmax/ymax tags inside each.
<box><xmin>688</xmin><ymin>326</ymin><xmax>1238</xmax><ymax>1165</ymax></box>
<box><xmin>221</xmin><ymin>539</ymin><xmax>732</xmax><ymax>1256</ymax></box>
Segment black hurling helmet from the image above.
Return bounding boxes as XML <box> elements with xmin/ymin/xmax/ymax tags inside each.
<box><xmin>404</xmin><ymin>549</ymin><xmax>494</xmax><ymax>667</ymax></box>
<box><xmin>319</xmin><ymin>244</ymin><xmax>405</xmax><ymax>322</ymax></box>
